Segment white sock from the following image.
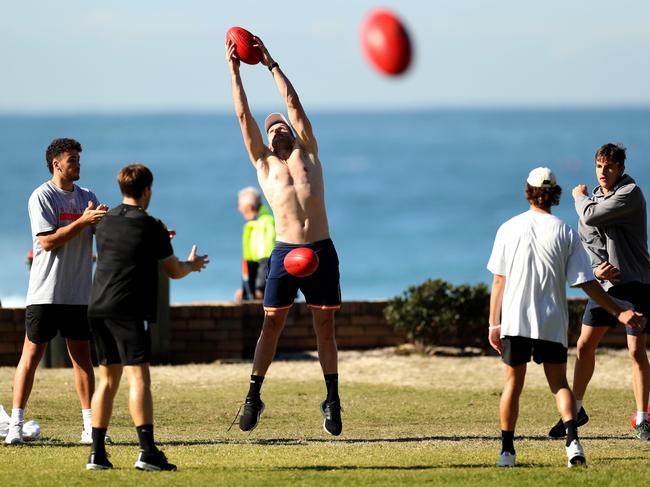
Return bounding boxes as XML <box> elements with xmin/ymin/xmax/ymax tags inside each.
<box><xmin>82</xmin><ymin>409</ymin><xmax>92</xmax><ymax>432</ymax></box>
<box><xmin>575</xmin><ymin>400</ymin><xmax>583</xmax><ymax>414</ymax></box>
<box><xmin>11</xmin><ymin>408</ymin><xmax>24</xmax><ymax>424</ymax></box>
<box><xmin>636</xmin><ymin>411</ymin><xmax>648</xmax><ymax>426</ymax></box>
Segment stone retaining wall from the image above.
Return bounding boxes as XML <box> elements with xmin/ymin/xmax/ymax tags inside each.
<box><xmin>0</xmin><ymin>299</ymin><xmax>630</xmax><ymax>367</ymax></box>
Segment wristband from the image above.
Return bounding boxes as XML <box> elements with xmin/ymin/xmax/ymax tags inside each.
<box><xmin>488</xmin><ymin>325</ymin><xmax>501</xmax><ymax>330</ymax></box>
<box><xmin>268</xmin><ymin>62</ymin><xmax>279</xmax><ymax>72</ymax></box>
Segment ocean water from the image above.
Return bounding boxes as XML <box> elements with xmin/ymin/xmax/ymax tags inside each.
<box><xmin>1</xmin><ymin>109</ymin><xmax>650</xmax><ymax>306</ymax></box>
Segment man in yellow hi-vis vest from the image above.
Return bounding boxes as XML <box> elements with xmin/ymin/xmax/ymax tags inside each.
<box><xmin>235</xmin><ymin>187</ymin><xmax>275</xmax><ymax>302</ymax></box>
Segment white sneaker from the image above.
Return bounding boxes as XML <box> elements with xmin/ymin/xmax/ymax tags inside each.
<box><xmin>497</xmin><ymin>451</ymin><xmax>516</xmax><ymax>467</ymax></box>
<box><xmin>80</xmin><ymin>430</ymin><xmax>113</xmax><ymax>444</ymax></box>
<box><xmin>5</xmin><ymin>421</ymin><xmax>24</xmax><ymax>445</ymax></box>
<box><xmin>566</xmin><ymin>439</ymin><xmax>586</xmax><ymax>467</ymax></box>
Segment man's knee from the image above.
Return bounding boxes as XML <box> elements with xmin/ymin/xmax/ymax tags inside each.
<box><xmin>262</xmin><ymin>311</ymin><xmax>288</xmax><ymax>335</ymax></box>
<box><xmin>576</xmin><ymin>332</ymin><xmax>600</xmax><ymax>359</ymax></box>
<box><xmin>311</xmin><ymin>311</ymin><xmax>336</xmax><ymax>336</ymax></box>
<box><xmin>19</xmin><ymin>340</ymin><xmax>47</xmax><ymax>368</ymax></box>
<box><xmin>628</xmin><ymin>339</ymin><xmax>649</xmax><ymax>364</ymax></box>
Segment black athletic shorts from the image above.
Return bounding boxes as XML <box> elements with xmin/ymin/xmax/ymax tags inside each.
<box><xmin>25</xmin><ymin>304</ymin><xmax>91</xmax><ymax>343</ymax></box>
<box><xmin>501</xmin><ymin>336</ymin><xmax>568</xmax><ymax>367</ymax></box>
<box><xmin>90</xmin><ymin>318</ymin><xmax>151</xmax><ymax>365</ymax></box>
<box><xmin>582</xmin><ymin>281</ymin><xmax>650</xmax><ymax>336</ymax></box>
<box><xmin>263</xmin><ymin>238</ymin><xmax>341</xmax><ymax>311</ymax></box>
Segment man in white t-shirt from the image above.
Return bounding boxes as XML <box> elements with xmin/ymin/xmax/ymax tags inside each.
<box><xmin>5</xmin><ymin>138</ymin><xmax>108</xmax><ymax>445</ymax></box>
<box><xmin>487</xmin><ymin>167</ymin><xmax>645</xmax><ymax>468</ymax></box>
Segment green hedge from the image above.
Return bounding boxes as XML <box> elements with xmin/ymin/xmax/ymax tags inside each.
<box><xmin>384</xmin><ymin>279</ymin><xmax>586</xmax><ymax>350</ymax></box>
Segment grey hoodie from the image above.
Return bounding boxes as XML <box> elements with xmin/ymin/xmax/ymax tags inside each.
<box><xmin>575</xmin><ymin>174</ymin><xmax>650</xmax><ymax>290</ymax></box>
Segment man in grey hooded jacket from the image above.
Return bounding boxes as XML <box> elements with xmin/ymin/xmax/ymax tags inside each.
<box><xmin>548</xmin><ymin>143</ymin><xmax>650</xmax><ymax>441</ymax></box>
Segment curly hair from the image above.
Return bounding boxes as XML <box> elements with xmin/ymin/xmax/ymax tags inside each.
<box><xmin>525</xmin><ymin>183</ymin><xmax>562</xmax><ymax>209</ymax></box>
<box><xmin>595</xmin><ymin>143</ymin><xmax>626</xmax><ymax>167</ymax></box>
<box><xmin>45</xmin><ymin>138</ymin><xmax>82</xmax><ymax>174</ymax></box>
<box><xmin>118</xmin><ymin>164</ymin><xmax>153</xmax><ymax>199</ymax></box>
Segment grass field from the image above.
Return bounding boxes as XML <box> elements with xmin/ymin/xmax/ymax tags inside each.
<box><xmin>1</xmin><ymin>347</ymin><xmax>650</xmax><ymax>486</ymax></box>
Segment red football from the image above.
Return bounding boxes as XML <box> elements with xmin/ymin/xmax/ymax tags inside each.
<box><xmin>631</xmin><ymin>405</ymin><xmax>650</xmax><ymax>429</ymax></box>
<box><xmin>360</xmin><ymin>9</ymin><xmax>412</xmax><ymax>76</ymax></box>
<box><xmin>284</xmin><ymin>247</ymin><xmax>319</xmax><ymax>278</ymax></box>
<box><xmin>226</xmin><ymin>26</ymin><xmax>262</xmax><ymax>65</ymax></box>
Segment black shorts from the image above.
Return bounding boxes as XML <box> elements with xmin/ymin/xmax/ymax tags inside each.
<box><xmin>582</xmin><ymin>281</ymin><xmax>650</xmax><ymax>336</ymax></box>
<box><xmin>501</xmin><ymin>336</ymin><xmax>568</xmax><ymax>367</ymax></box>
<box><xmin>263</xmin><ymin>239</ymin><xmax>341</xmax><ymax>311</ymax></box>
<box><xmin>25</xmin><ymin>304</ymin><xmax>91</xmax><ymax>343</ymax></box>
<box><xmin>90</xmin><ymin>318</ymin><xmax>151</xmax><ymax>365</ymax></box>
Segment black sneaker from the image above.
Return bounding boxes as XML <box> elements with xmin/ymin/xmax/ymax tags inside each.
<box><xmin>86</xmin><ymin>451</ymin><xmax>113</xmax><ymax>470</ymax></box>
<box><xmin>239</xmin><ymin>397</ymin><xmax>265</xmax><ymax>432</ymax></box>
<box><xmin>635</xmin><ymin>420</ymin><xmax>650</xmax><ymax>441</ymax></box>
<box><xmin>320</xmin><ymin>399</ymin><xmax>342</xmax><ymax>436</ymax></box>
<box><xmin>548</xmin><ymin>407</ymin><xmax>589</xmax><ymax>438</ymax></box>
<box><xmin>134</xmin><ymin>449</ymin><xmax>177</xmax><ymax>471</ymax></box>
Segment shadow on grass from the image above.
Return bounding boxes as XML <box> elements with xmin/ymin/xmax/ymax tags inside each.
<box><xmin>22</xmin><ymin>433</ymin><xmax>639</xmax><ymax>448</ymax></box>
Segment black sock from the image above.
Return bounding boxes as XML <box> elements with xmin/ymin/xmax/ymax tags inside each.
<box><xmin>136</xmin><ymin>424</ymin><xmax>156</xmax><ymax>453</ymax></box>
<box><xmin>564</xmin><ymin>419</ymin><xmax>578</xmax><ymax>447</ymax></box>
<box><xmin>91</xmin><ymin>427</ymin><xmax>107</xmax><ymax>456</ymax></box>
<box><xmin>324</xmin><ymin>373</ymin><xmax>339</xmax><ymax>403</ymax></box>
<box><xmin>501</xmin><ymin>430</ymin><xmax>515</xmax><ymax>454</ymax></box>
<box><xmin>247</xmin><ymin>375</ymin><xmax>264</xmax><ymax>400</ymax></box>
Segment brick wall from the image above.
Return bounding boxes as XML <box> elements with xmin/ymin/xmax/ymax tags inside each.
<box><xmin>0</xmin><ymin>308</ymin><xmax>24</xmax><ymax>366</ymax></box>
<box><xmin>0</xmin><ymin>299</ymin><xmax>632</xmax><ymax>367</ymax></box>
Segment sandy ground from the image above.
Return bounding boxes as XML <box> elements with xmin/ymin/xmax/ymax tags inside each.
<box><xmin>147</xmin><ymin>347</ymin><xmax>635</xmax><ymax>391</ymax></box>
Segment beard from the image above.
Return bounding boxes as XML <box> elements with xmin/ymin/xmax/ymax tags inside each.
<box><xmin>271</xmin><ymin>133</ymin><xmax>294</xmax><ymax>153</ymax></box>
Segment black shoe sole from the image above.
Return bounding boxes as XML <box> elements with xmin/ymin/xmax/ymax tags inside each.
<box><xmin>549</xmin><ymin>410</ymin><xmax>589</xmax><ymax>438</ymax></box>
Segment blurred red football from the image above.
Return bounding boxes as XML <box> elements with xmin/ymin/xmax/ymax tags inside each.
<box><xmin>226</xmin><ymin>26</ymin><xmax>262</xmax><ymax>65</ymax></box>
<box><xmin>284</xmin><ymin>247</ymin><xmax>319</xmax><ymax>278</ymax></box>
<box><xmin>360</xmin><ymin>9</ymin><xmax>412</xmax><ymax>76</ymax></box>
<box><xmin>630</xmin><ymin>405</ymin><xmax>650</xmax><ymax>429</ymax></box>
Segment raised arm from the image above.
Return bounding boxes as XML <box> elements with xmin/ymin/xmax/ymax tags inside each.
<box><xmin>226</xmin><ymin>40</ymin><xmax>269</xmax><ymax>165</ymax></box>
<box><xmin>573</xmin><ymin>184</ymin><xmax>640</xmax><ymax>226</ymax></box>
<box><xmin>254</xmin><ymin>37</ymin><xmax>318</xmax><ymax>155</ymax></box>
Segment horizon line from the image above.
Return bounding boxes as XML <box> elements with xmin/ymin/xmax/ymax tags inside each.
<box><xmin>2</xmin><ymin>104</ymin><xmax>650</xmax><ymax>117</ymax></box>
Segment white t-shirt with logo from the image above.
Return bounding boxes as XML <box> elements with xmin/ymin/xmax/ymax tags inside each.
<box><xmin>26</xmin><ymin>181</ymin><xmax>99</xmax><ymax>305</ymax></box>
<box><xmin>487</xmin><ymin>210</ymin><xmax>594</xmax><ymax>347</ymax></box>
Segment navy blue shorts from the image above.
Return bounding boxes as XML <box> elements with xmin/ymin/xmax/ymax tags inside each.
<box><xmin>263</xmin><ymin>239</ymin><xmax>341</xmax><ymax>311</ymax></box>
<box><xmin>582</xmin><ymin>281</ymin><xmax>650</xmax><ymax>335</ymax></box>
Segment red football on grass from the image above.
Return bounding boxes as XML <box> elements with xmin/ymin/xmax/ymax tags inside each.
<box><xmin>226</xmin><ymin>26</ymin><xmax>262</xmax><ymax>65</ymax></box>
<box><xmin>630</xmin><ymin>405</ymin><xmax>650</xmax><ymax>429</ymax></box>
<box><xmin>284</xmin><ymin>247</ymin><xmax>319</xmax><ymax>278</ymax></box>
<box><xmin>360</xmin><ymin>9</ymin><xmax>412</xmax><ymax>76</ymax></box>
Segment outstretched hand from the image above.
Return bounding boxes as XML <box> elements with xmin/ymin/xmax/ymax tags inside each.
<box><xmin>187</xmin><ymin>244</ymin><xmax>209</xmax><ymax>272</ymax></box>
<box><xmin>252</xmin><ymin>36</ymin><xmax>273</xmax><ymax>67</ymax></box>
<box><xmin>225</xmin><ymin>39</ymin><xmax>240</xmax><ymax>71</ymax></box>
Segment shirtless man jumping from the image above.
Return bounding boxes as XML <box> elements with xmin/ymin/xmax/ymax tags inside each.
<box><xmin>226</xmin><ymin>36</ymin><xmax>342</xmax><ymax>436</ymax></box>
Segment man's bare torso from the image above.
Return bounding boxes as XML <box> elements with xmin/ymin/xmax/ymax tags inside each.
<box><xmin>257</xmin><ymin>145</ymin><xmax>330</xmax><ymax>244</ymax></box>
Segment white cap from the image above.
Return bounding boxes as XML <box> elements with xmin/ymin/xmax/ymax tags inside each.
<box><xmin>527</xmin><ymin>167</ymin><xmax>557</xmax><ymax>188</ymax></box>
<box><xmin>264</xmin><ymin>112</ymin><xmax>293</xmax><ymax>134</ymax></box>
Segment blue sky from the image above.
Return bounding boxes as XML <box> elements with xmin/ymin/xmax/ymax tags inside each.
<box><xmin>2</xmin><ymin>0</ymin><xmax>650</xmax><ymax>112</ymax></box>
